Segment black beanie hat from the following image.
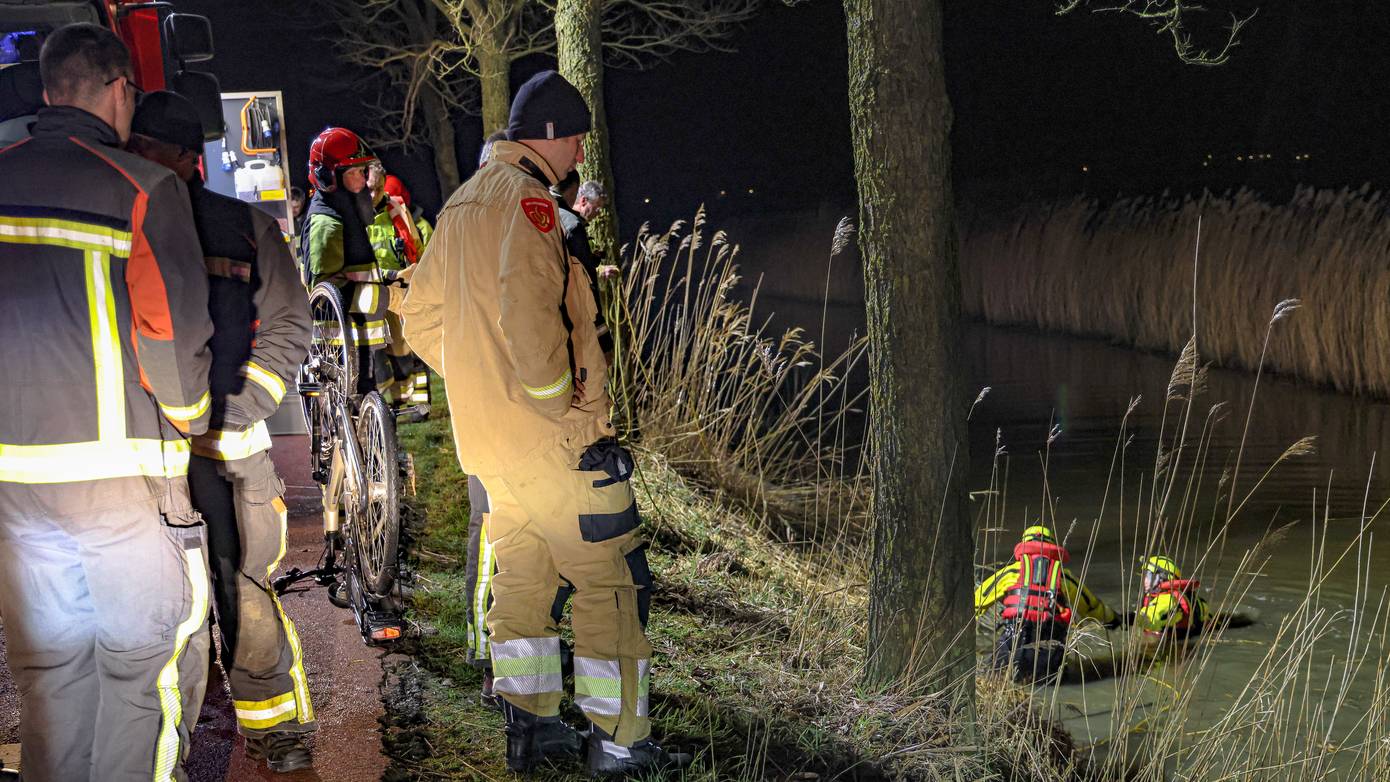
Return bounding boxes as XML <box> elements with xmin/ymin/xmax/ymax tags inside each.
<box><xmin>132</xmin><ymin>90</ymin><xmax>205</xmax><ymax>151</ymax></box>
<box><xmin>506</xmin><ymin>70</ymin><xmax>590</xmax><ymax>142</ymax></box>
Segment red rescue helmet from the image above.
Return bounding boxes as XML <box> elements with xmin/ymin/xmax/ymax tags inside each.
<box><xmin>308</xmin><ymin>127</ymin><xmax>376</xmax><ymax>191</ymax></box>
<box><xmin>383</xmin><ymin>174</ymin><xmax>411</xmax><ymax>208</ymax></box>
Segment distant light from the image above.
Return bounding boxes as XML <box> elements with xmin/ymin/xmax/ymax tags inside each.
<box><xmin>1081</xmin><ymin>165</ymin><xmax>1089</xmax><ymax>173</ymax></box>
<box><xmin>643</xmin><ymin>197</ymin><xmax>651</xmax><ymax>204</ymax></box>
<box><xmin>747</xmin><ymin>187</ymin><xmax>755</xmax><ymax>195</ymax></box>
<box><xmin>1236</xmin><ymin>155</ymin><xmax>1244</xmax><ymax>161</ymax></box>
<box><xmin>719</xmin><ymin>190</ymin><xmax>727</xmax><ymax>197</ymax></box>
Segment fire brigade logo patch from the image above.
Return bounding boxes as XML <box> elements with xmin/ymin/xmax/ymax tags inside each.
<box><xmin>521</xmin><ymin>197</ymin><xmax>556</xmax><ymax>233</ymax></box>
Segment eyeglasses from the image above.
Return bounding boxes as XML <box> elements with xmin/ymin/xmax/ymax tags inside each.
<box><xmin>104</xmin><ymin>74</ymin><xmax>144</xmax><ymax>99</ymax></box>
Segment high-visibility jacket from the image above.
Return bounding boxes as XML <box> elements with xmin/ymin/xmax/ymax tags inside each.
<box><xmin>302</xmin><ymin>188</ymin><xmax>380</xmax><ymax>285</ymax></box>
<box><xmin>302</xmin><ymin>188</ymin><xmax>389</xmax><ymax>349</ymax></box>
<box><xmin>367</xmin><ymin>194</ymin><xmax>421</xmax><ymax>271</ymax></box>
<box><xmin>975</xmin><ymin>542</ymin><xmax>1118</xmax><ymax>626</ymax></box>
<box><xmin>0</xmin><ymin>106</ymin><xmax>213</xmax><ymax>507</ymax></box>
<box><xmin>1139</xmin><ymin>579</ymin><xmax>1210</xmax><ymax>637</ymax></box>
<box><xmin>185</xmin><ymin>178</ymin><xmax>311</xmax><ymax>462</ymax></box>
<box><xmin>400</xmin><ymin>140</ymin><xmax>612</xmax><ymax>475</ymax></box>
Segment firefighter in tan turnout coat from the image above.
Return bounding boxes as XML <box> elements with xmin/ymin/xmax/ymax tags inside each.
<box><xmin>401</xmin><ymin>70</ymin><xmax>688</xmax><ymax>776</ymax></box>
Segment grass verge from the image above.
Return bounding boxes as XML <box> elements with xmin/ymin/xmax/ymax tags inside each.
<box><xmin>386</xmin><ymin>394</ymin><xmax>1077</xmax><ymax>781</ymax></box>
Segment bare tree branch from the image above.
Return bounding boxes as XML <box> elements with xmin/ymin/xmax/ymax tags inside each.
<box><xmin>1057</xmin><ymin>0</ymin><xmax>1257</xmax><ymax>65</ymax></box>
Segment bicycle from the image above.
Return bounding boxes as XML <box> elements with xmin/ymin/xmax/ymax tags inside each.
<box><xmin>274</xmin><ymin>281</ymin><xmax>409</xmax><ymax>645</ymax></box>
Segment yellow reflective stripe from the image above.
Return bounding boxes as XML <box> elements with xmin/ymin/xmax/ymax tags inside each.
<box><xmin>351</xmin><ymin>284</ymin><xmax>380</xmax><ymax>314</ymax></box>
<box><xmin>190</xmin><ymin>422</ymin><xmax>272</xmax><ymax>461</ymax></box>
<box><xmin>268</xmin><ymin>496</ymin><xmax>288</xmax><ymax>578</ymax></box>
<box><xmin>473</xmin><ymin>515</ymin><xmax>494</xmax><ymax>659</ymax></box>
<box><xmin>522</xmin><ymin>368</ymin><xmax>572</xmax><ymax>401</ymax></box>
<box><xmin>159</xmin><ymin>391</ymin><xmax>210</xmax><ymax>423</ymax></box>
<box><xmin>239</xmin><ymin>361</ymin><xmax>286</xmax><ymax>403</ymax></box>
<box><xmin>152</xmin><ymin>540</ymin><xmax>208</xmax><ymax>781</ymax></box>
<box><xmin>263</xmin><ymin>495</ymin><xmax>314</xmax><ymax>722</ymax></box>
<box><xmin>233</xmin><ymin>691</ymin><xmax>297</xmax><ymax>730</ymax></box>
<box><xmin>0</xmin><ymin>439</ymin><xmax>190</xmax><ymax>483</ymax></box>
<box><xmin>0</xmin><ymin>216</ymin><xmax>133</xmax><ymax>255</ymax></box>
<box><xmin>86</xmin><ymin>250</ymin><xmax>124</xmax><ymax>442</ymax></box>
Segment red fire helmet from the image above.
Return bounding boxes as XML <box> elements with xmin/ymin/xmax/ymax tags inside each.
<box><xmin>308</xmin><ymin>127</ymin><xmax>375</xmax><ymax>190</ymax></box>
<box><xmin>382</xmin><ymin>174</ymin><xmax>411</xmax><ymax>208</ymax></box>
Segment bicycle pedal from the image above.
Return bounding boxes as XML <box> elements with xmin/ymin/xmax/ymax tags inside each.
<box><xmin>364</xmin><ymin>611</ymin><xmax>406</xmax><ymax>644</ymax></box>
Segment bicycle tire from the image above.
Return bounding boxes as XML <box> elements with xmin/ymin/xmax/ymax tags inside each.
<box><xmin>351</xmin><ymin>390</ymin><xmax>400</xmax><ymax>596</ymax></box>
<box><xmin>307</xmin><ymin>281</ymin><xmax>356</xmax><ymax>400</ymax></box>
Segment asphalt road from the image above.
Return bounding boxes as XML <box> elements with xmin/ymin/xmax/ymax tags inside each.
<box><xmin>0</xmin><ymin>435</ymin><xmax>394</xmax><ymax>781</ymax></box>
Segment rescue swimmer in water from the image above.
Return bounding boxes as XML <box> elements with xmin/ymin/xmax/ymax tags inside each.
<box><xmin>974</xmin><ymin>525</ymin><xmax>1124</xmax><ymax>683</ymax></box>
<box><xmin>1135</xmin><ymin>555</ymin><xmax>1212</xmax><ymax>638</ymax></box>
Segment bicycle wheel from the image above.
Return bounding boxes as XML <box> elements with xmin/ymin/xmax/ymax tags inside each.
<box><xmin>352</xmin><ymin>390</ymin><xmax>400</xmax><ymax>596</ymax></box>
<box><xmin>308</xmin><ymin>282</ymin><xmax>356</xmax><ymax>399</ymax></box>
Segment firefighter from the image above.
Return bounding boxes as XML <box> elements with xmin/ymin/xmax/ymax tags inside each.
<box><xmin>0</xmin><ymin>24</ymin><xmax>214</xmax><ymax>781</ymax></box>
<box><xmin>365</xmin><ymin>164</ymin><xmax>430</xmax><ymax>411</ymax></box>
<box><xmin>975</xmin><ymin>526</ymin><xmax>1123</xmax><ymax>683</ymax></box>
<box><xmin>401</xmin><ymin>71</ymin><xmax>689</xmax><ymax>776</ymax></box>
<box><xmin>300</xmin><ymin>126</ymin><xmax>390</xmax><ymax>395</ymax></box>
<box><xmin>383</xmin><ymin>173</ymin><xmax>434</xmax><ymax>248</ymax></box>
<box><xmin>1136</xmin><ymin>555</ymin><xmax>1211</xmax><ymax>639</ymax></box>
<box><xmin>552</xmin><ymin>173</ymin><xmax>613</xmax><ymax>356</ymax></box>
<box><xmin>128</xmin><ymin>91</ymin><xmax>316</xmax><ymax>773</ymax></box>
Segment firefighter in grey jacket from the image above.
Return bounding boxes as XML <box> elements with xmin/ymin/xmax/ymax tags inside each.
<box><xmin>129</xmin><ymin>92</ymin><xmax>316</xmax><ymax>773</ymax></box>
<box><xmin>0</xmin><ymin>25</ymin><xmax>214</xmax><ymax>782</ymax></box>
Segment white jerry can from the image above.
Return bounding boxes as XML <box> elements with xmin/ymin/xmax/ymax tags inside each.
<box><xmin>235</xmin><ymin>159</ymin><xmax>285</xmax><ymax>200</ymax></box>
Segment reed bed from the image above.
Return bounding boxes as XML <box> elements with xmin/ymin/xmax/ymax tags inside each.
<box><xmin>594</xmin><ymin>210</ymin><xmax>1390</xmax><ymax>779</ymax></box>
<box><xmin>608</xmin><ymin>207</ymin><xmax>871</xmax><ymax>543</ymax></box>
<box><xmin>961</xmin><ymin>187</ymin><xmax>1390</xmax><ymax>397</ymax></box>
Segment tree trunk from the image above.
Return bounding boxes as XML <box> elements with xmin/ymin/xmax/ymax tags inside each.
<box><xmin>843</xmin><ymin>0</ymin><xmax>974</xmax><ymax>700</ymax></box>
<box><xmin>556</xmin><ymin>0</ymin><xmax>619</xmax><ymax>261</ymax></box>
<box><xmin>421</xmin><ymin>84</ymin><xmax>461</xmax><ymax>199</ymax></box>
<box><xmin>477</xmin><ymin>43</ymin><xmax>513</xmax><ymax>137</ymax></box>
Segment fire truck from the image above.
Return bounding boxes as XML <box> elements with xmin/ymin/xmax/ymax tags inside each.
<box><xmin>0</xmin><ymin>0</ymin><xmax>219</xmax><ymax>145</ymax></box>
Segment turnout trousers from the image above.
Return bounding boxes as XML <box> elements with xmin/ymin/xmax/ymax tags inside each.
<box><xmin>384</xmin><ymin>311</ymin><xmax>431</xmax><ymax>407</ymax></box>
<box><xmin>464</xmin><ymin>474</ymin><xmax>575</xmax><ymax>667</ymax></box>
<box><xmin>187</xmin><ymin>451</ymin><xmax>316</xmax><ymax>737</ymax></box>
<box><xmin>0</xmin><ymin>486</ymin><xmax>210</xmax><ymax>782</ymax></box>
<box><xmin>482</xmin><ymin>439</ymin><xmax>653</xmax><ymax>746</ymax></box>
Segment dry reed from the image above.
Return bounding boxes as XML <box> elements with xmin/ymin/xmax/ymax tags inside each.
<box><xmin>608</xmin><ymin>209</ymin><xmax>1390</xmax><ymax>780</ymax></box>
<box><xmin>961</xmin><ymin>187</ymin><xmax>1390</xmax><ymax>397</ymax></box>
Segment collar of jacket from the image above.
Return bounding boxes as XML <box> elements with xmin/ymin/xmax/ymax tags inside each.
<box><xmin>29</xmin><ymin>105</ymin><xmax>121</xmax><ymax>147</ymax></box>
<box><xmin>490</xmin><ymin>140</ymin><xmax>563</xmax><ymax>187</ymax></box>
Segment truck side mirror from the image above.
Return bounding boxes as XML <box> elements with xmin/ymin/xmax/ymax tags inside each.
<box><xmin>171</xmin><ymin>70</ymin><xmax>225</xmax><ymax>142</ymax></box>
<box><xmin>163</xmin><ymin>13</ymin><xmax>214</xmax><ymax>64</ymax></box>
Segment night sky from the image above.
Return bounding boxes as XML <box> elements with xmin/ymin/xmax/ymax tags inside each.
<box><xmin>179</xmin><ymin>0</ymin><xmax>1390</xmax><ymax>233</ymax></box>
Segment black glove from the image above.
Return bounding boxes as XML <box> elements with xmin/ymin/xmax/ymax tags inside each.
<box><xmin>381</xmin><ymin>268</ymin><xmax>408</xmax><ymax>288</ymax></box>
<box><xmin>578</xmin><ymin>438</ymin><xmax>633</xmax><ymax>487</ymax></box>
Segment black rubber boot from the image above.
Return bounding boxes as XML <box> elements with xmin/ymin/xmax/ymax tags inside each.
<box><xmin>586</xmin><ymin>725</ymin><xmax>693</xmax><ymax>778</ymax></box>
<box><xmin>504</xmin><ymin>701</ymin><xmax>584</xmax><ymax>774</ymax></box>
<box><xmin>244</xmin><ymin>731</ymin><xmax>313</xmax><ymax>773</ymax></box>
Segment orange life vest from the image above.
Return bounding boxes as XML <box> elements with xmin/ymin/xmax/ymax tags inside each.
<box><xmin>1000</xmin><ymin>541</ymin><xmax>1073</xmax><ymax>626</ymax></box>
<box><xmin>1141</xmin><ymin>579</ymin><xmax>1203</xmax><ymax>635</ymax></box>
